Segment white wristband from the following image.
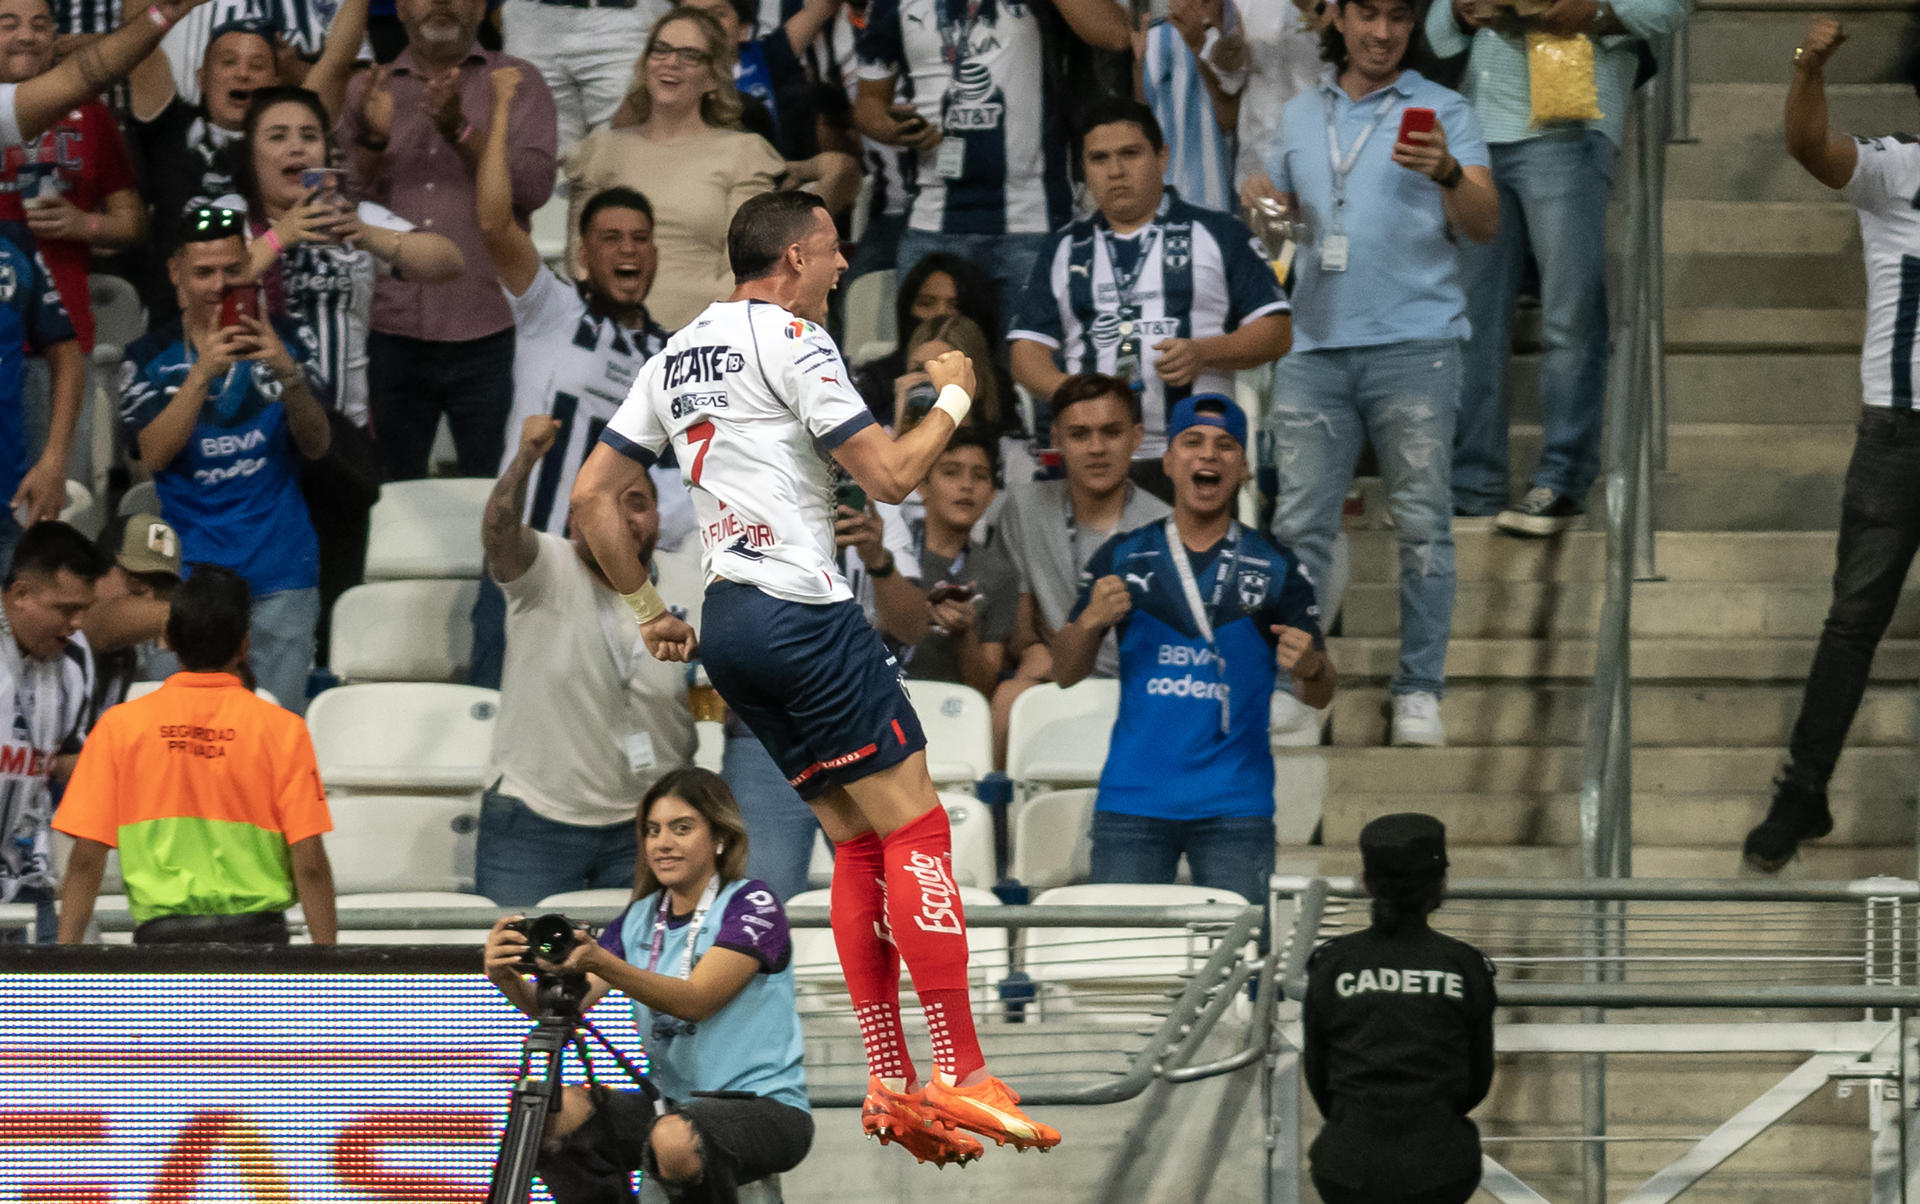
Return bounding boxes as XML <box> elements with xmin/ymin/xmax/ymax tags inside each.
<box><xmin>931</xmin><ymin>383</ymin><xmax>972</xmax><ymax>427</ymax></box>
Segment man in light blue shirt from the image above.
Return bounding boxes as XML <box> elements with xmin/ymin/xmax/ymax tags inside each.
<box><xmin>1429</xmin><ymin>0</ymin><xmax>1690</xmax><ymax>535</ymax></box>
<box><xmin>1265</xmin><ymin>0</ymin><xmax>1497</xmax><ymax>747</ymax></box>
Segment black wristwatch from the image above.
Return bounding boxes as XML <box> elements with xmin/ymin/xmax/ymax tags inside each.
<box><xmin>1437</xmin><ymin>159</ymin><xmax>1465</xmax><ymax>190</ymax></box>
<box><xmin>868</xmin><ymin>555</ymin><xmax>897</xmax><ymax>579</ymax></box>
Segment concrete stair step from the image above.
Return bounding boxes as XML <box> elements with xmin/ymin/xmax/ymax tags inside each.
<box><xmin>1664</xmin><ymin>251</ymin><xmax>1865</xmax><ymax>309</ymax></box>
<box><xmin>1305</xmin><ymin>842</ymin><xmax>1917</xmax><ymax>880</ymax></box>
<box><xmin>1327</xmin><ymin>683</ymin><xmax>1915</xmax><ymax>746</ymax></box>
<box><xmin>1669</xmin><ymin>134</ymin><xmax>1884</xmax><ymax>202</ymax></box>
<box><xmin>1344</xmin><ymin>530</ymin><xmax>1867</xmax><ymax>584</ymax></box>
<box><xmin>1343</xmin><ymin>581</ymin><xmax>1920</xmax><ymax>639</ymax></box>
<box><xmin>1326</xmin><ymin>635</ymin><xmax>1920</xmax><ymax>681</ymax></box>
<box><xmin>1480</xmin><ymin>1050</ymin><xmax>1871</xmax><ymax>1127</ymax></box>
<box><xmin>1653</xmin><ymin>467</ymin><xmax>1846</xmax><ymax>530</ymax></box>
<box><xmin>1665</xmin><ymin>306</ymin><xmax>1864</xmax><ymax>352</ymax></box>
<box><xmin>1498</xmin><ymin>350</ymin><xmax>1862</xmax><ymax>425</ymax></box>
<box><xmin>1657</xmin><ymin>199</ymin><xmax>1859</xmax><ymax>257</ymax></box>
<box><xmin>1499</xmin><ymin>422</ymin><xmax>1856</xmax><ymax>475</ymax></box>
<box><xmin>1317</xmin><ymin>744</ymin><xmax>1914</xmax><ymax>796</ymax></box>
<box><xmin>1478</xmin><ymin>1121</ymin><xmax>1870</xmax><ymax>1178</ymax></box>
<box><xmin>1321</xmin><ymin>791</ymin><xmax>1916</xmax><ymax>847</ymax></box>
<box><xmin>1686</xmin><ymin>81</ymin><xmax>1915</xmax><ymax>140</ymax></box>
<box><xmin>1690</xmin><ymin>5</ymin><xmax>1914</xmax><ymax>84</ymax></box>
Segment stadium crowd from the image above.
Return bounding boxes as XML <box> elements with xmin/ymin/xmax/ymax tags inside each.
<box><xmin>0</xmin><ymin>0</ymin><xmax>1710</xmax><ymax>937</ymax></box>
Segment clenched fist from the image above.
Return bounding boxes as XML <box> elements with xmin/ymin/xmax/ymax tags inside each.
<box><xmin>1082</xmin><ymin>574</ymin><xmax>1133</xmax><ymax>628</ymax></box>
<box><xmin>1272</xmin><ymin>625</ymin><xmax>1323</xmax><ymax>677</ymax></box>
<box><xmin>1796</xmin><ymin>16</ymin><xmax>1846</xmax><ymax>72</ymax></box>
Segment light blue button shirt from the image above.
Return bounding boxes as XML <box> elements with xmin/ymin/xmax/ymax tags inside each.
<box><xmin>1425</xmin><ymin>0</ymin><xmax>1693</xmax><ymax>146</ymax></box>
<box><xmin>1268</xmin><ymin>69</ymin><xmax>1490</xmax><ymax>352</ymax></box>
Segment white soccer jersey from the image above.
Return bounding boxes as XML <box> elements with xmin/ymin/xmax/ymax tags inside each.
<box><xmin>504</xmin><ymin>267</ymin><xmax>670</xmax><ymax>535</ymax></box>
<box><xmin>0</xmin><ymin>619</ymin><xmax>94</xmax><ymax>901</ymax></box>
<box><xmin>602</xmin><ymin>300</ymin><xmax>877</xmax><ymax>605</ymax></box>
<box><xmin>1848</xmin><ymin>135</ymin><xmax>1920</xmax><ymax>411</ymax></box>
<box><xmin>856</xmin><ymin>0</ymin><xmax>1067</xmax><ymax>237</ymax></box>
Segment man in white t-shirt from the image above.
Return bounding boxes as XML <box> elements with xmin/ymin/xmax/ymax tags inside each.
<box><xmin>1745</xmin><ymin>18</ymin><xmax>1920</xmax><ymax>873</ymax></box>
<box><xmin>0</xmin><ymin>521</ymin><xmax>102</xmax><ymax>942</ymax></box>
<box><xmin>473</xmin><ymin>415</ymin><xmax>696</xmax><ymax>908</ymax></box>
<box><xmin>572</xmin><ymin>190</ymin><xmax>1057</xmax><ymax>1165</ymax></box>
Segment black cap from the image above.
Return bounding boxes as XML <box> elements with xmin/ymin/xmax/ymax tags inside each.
<box><xmin>1359</xmin><ymin>812</ymin><xmax>1448</xmax><ymax>880</ymax></box>
<box><xmin>204</xmin><ymin>16</ymin><xmax>277</xmax><ymax>58</ymax></box>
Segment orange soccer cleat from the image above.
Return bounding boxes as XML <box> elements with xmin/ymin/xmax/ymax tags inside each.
<box><xmin>861</xmin><ymin>1076</ymin><xmax>985</xmax><ymax>1168</ymax></box>
<box><xmin>921</xmin><ymin>1071</ymin><xmax>1062</xmax><ymax>1152</ymax></box>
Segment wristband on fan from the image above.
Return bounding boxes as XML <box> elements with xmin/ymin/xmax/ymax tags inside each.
<box><xmin>262</xmin><ymin>228</ymin><xmax>285</xmax><ymax>256</ymax></box>
<box><xmin>147</xmin><ymin>5</ymin><xmax>172</xmax><ymax>30</ymax></box>
<box><xmin>931</xmin><ymin>383</ymin><xmax>971</xmax><ymax>427</ymax></box>
<box><xmin>620</xmin><ymin>580</ymin><xmax>669</xmax><ymax>625</ymax></box>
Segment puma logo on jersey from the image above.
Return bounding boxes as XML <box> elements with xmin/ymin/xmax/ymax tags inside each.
<box><xmin>820</xmin><ymin>375</ymin><xmax>839</xmax><ymax>385</ymax></box>
<box><xmin>1124</xmin><ymin>571</ymin><xmax>1153</xmax><ymax>592</ymax></box>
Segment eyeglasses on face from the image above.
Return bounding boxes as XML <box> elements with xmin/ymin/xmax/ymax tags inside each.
<box><xmin>647</xmin><ymin>43</ymin><xmax>712</xmax><ymax>66</ymax></box>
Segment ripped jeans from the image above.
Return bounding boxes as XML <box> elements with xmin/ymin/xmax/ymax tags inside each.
<box><xmin>1267</xmin><ymin>340</ymin><xmax>1461</xmax><ymax>696</ymax></box>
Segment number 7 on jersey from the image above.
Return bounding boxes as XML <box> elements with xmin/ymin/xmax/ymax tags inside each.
<box><xmin>686</xmin><ymin>419</ymin><xmax>716</xmax><ymax>484</ymax></box>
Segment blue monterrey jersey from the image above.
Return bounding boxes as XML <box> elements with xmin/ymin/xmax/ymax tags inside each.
<box><xmin>119</xmin><ymin>316</ymin><xmax>328</xmax><ymax>595</ymax></box>
<box><xmin>856</xmin><ymin>0</ymin><xmax>1069</xmax><ymax>236</ymax></box>
<box><xmin>602</xmin><ymin>878</ymin><xmax>809</xmax><ymax>1112</ymax></box>
<box><xmin>0</xmin><ymin>224</ymin><xmax>75</xmax><ymax>504</ymax></box>
<box><xmin>1072</xmin><ymin>520</ymin><xmax>1321</xmax><ymax>820</ymax></box>
<box><xmin>1009</xmin><ymin>189</ymin><xmax>1288</xmax><ymax>458</ymax></box>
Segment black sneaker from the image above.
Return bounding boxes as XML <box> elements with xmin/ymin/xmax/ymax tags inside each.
<box><xmin>1496</xmin><ymin>487</ymin><xmax>1583</xmax><ymax>538</ymax></box>
<box><xmin>1742</xmin><ymin>775</ymin><xmax>1833</xmax><ymax>874</ymax></box>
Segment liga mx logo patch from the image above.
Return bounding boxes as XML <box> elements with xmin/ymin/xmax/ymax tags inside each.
<box><xmin>785</xmin><ymin>319</ymin><xmax>815</xmax><ymax>339</ymax></box>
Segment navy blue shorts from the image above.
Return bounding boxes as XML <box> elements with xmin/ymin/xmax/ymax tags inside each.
<box><xmin>701</xmin><ymin>580</ymin><xmax>926</xmax><ymax>800</ymax></box>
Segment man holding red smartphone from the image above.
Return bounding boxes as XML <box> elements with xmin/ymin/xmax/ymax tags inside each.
<box><xmin>119</xmin><ymin>204</ymin><xmax>334</xmax><ymax>714</ymax></box>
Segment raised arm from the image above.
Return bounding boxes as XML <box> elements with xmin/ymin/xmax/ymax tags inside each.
<box><xmin>476</xmin><ymin>66</ymin><xmax>541</xmax><ymax>295</ymax></box>
<box><xmin>483</xmin><ymin>415</ymin><xmax>556</xmax><ymax>584</ymax></box>
<box><xmin>1054</xmin><ymin>0</ymin><xmax>1132</xmax><ymax>51</ymax></box>
<box><xmin>1785</xmin><ymin>17</ymin><xmax>1857</xmax><ymax>190</ymax></box>
<box><xmin>571</xmin><ymin>441</ymin><xmax>700</xmax><ymax>661</ymax></box>
<box><xmin>832</xmin><ymin>350</ymin><xmax>976</xmax><ymax>503</ymax></box>
<box><xmin>25</xmin><ymin>0</ymin><xmax>207</xmax><ymax>138</ymax></box>
<box><xmin>300</xmin><ymin>0</ymin><xmax>370</xmax><ymax>119</ymax></box>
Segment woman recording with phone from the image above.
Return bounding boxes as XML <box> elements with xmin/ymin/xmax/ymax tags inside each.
<box><xmin>483</xmin><ymin>767</ymin><xmax>812</xmax><ymax>1202</ymax></box>
<box><xmin>220</xmin><ymin>84</ymin><xmax>462</xmax><ymax>657</ymax></box>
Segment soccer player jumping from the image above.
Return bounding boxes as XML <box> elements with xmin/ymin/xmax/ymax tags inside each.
<box><xmin>570</xmin><ymin>190</ymin><xmax>1058</xmax><ymax>1167</ymax></box>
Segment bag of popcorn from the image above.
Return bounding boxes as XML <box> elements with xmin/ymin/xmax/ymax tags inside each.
<box><xmin>1526</xmin><ymin>31</ymin><xmax>1603</xmax><ymax>124</ymax></box>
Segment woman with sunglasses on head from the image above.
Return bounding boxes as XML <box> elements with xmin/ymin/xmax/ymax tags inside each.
<box><xmin>217</xmin><ymin>84</ymin><xmax>462</xmax><ymax>657</ymax></box>
<box><xmin>483</xmin><ymin>767</ymin><xmax>812</xmax><ymax>1202</ymax></box>
<box><xmin>564</xmin><ymin>8</ymin><xmax>783</xmax><ymax>332</ymax></box>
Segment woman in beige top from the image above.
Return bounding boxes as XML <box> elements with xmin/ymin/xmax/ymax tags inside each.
<box><xmin>565</xmin><ymin>8</ymin><xmax>784</xmax><ymax>332</ymax></box>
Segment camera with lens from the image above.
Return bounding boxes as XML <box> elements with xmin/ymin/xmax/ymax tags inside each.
<box><xmin>507</xmin><ymin>913</ymin><xmax>584</xmax><ymax>974</ymax></box>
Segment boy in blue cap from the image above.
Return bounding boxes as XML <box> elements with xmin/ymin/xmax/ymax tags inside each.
<box><xmin>1055</xmin><ymin>392</ymin><xmax>1334</xmax><ymax>904</ymax></box>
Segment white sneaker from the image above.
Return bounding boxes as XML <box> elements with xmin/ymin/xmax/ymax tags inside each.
<box><xmin>1390</xmin><ymin>692</ymin><xmax>1446</xmax><ymax>748</ymax></box>
<box><xmin>1271</xmin><ymin>689</ymin><xmax>1329</xmax><ymax>747</ymax></box>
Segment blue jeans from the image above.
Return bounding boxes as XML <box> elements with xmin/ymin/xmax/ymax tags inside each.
<box><xmin>1088</xmin><ymin>811</ymin><xmax>1276</xmax><ymax>907</ymax></box>
<box><xmin>144</xmin><ymin>585</ymin><xmax>320</xmax><ymax>713</ymax></box>
<box><xmin>895</xmin><ymin>228</ymin><xmax>1051</xmax><ymax>333</ymax></box>
<box><xmin>1452</xmin><ymin>130</ymin><xmax>1615</xmax><ymax>513</ymax></box>
<box><xmin>1268</xmin><ymin>341</ymin><xmax>1460</xmax><ymax>696</ymax></box>
<box><xmin>474</xmin><ymin>787</ymin><xmax>639</xmax><ymax>909</ymax></box>
<box><xmin>469</xmin><ymin>573</ymin><xmax>506</xmax><ymax>690</ymax></box>
<box><xmin>722</xmin><ymin>732</ymin><xmax>819</xmax><ymax>902</ymax></box>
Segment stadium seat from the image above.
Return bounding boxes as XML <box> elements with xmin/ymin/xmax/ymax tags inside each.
<box><xmin>89</xmin><ymin>274</ymin><xmax>145</xmax><ymax>352</ymax></box>
<box><xmin>804</xmin><ymin>793</ymin><xmax>996</xmax><ymax>891</ymax></box>
<box><xmin>841</xmin><ymin>269</ymin><xmax>895</xmax><ymax>364</ymax></box>
<box><xmin>323</xmin><ymin>794</ymin><xmax>482</xmax><ymax>894</ymax></box>
<box><xmin>904</xmin><ymin>681</ymin><xmax>991</xmax><ymax>788</ymax></box>
<box><xmin>535</xmin><ymin>889</ymin><xmax>637</xmax><ymax>912</ymax></box>
<box><xmin>116</xmin><ymin>479</ymin><xmax>157</xmax><ymax>518</ymax></box>
<box><xmin>326</xmin><ymin>890</ymin><xmax>500</xmax><ymax>944</ymax></box>
<box><xmin>786</xmin><ymin>886</ymin><xmax>1008</xmax><ymax>994</ymax></box>
<box><xmin>1005</xmin><ymin>680</ymin><xmax>1119</xmax><ymax>798</ymax></box>
<box><xmin>1007</xmin><ymin>788</ymin><xmax>1097</xmax><ymax>891</ymax></box>
<box><xmin>1022</xmin><ymin>883</ymin><xmax>1250</xmax><ymax>999</ymax></box>
<box><xmin>306</xmin><ymin>682</ymin><xmax>499</xmax><ymax>794</ymax></box>
<box><xmin>329</xmin><ymin>579</ymin><xmax>481</xmax><ymax>683</ymax></box>
<box><xmin>531</xmin><ymin>192</ymin><xmax>571</xmax><ymax>268</ymax></box>
<box><xmin>363</xmin><ymin>477</ymin><xmax>495</xmax><ymax>580</ymax></box>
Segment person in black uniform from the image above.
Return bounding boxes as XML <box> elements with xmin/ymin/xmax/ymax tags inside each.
<box><xmin>1303</xmin><ymin>812</ymin><xmax>1496</xmax><ymax>1204</ymax></box>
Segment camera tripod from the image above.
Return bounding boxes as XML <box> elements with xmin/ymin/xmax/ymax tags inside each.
<box><xmin>486</xmin><ymin>975</ymin><xmax>650</xmax><ymax>1204</ymax></box>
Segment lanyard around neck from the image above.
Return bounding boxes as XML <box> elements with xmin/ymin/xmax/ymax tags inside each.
<box><xmin>1321</xmin><ymin>89</ymin><xmax>1396</xmax><ymax>233</ymax></box>
<box><xmin>1163</xmin><ymin>516</ymin><xmax>1240</xmax><ymax>735</ymax></box>
<box><xmin>646</xmin><ymin>874</ymin><xmax>721</xmax><ymax>980</ymax></box>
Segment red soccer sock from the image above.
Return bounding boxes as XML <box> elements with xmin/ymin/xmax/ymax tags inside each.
<box><xmin>882</xmin><ymin>805</ymin><xmax>986</xmax><ymax>1083</ymax></box>
<box><xmin>830</xmin><ymin>832</ymin><xmax>915</xmax><ymax>1085</ymax></box>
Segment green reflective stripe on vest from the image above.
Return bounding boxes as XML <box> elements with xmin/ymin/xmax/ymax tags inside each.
<box><xmin>115</xmin><ymin>815</ymin><xmax>296</xmax><ymax>925</ymax></box>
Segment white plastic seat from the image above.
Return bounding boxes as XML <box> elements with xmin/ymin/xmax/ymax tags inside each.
<box><xmin>89</xmin><ymin>273</ymin><xmax>145</xmax><ymax>352</ymax></box>
<box><xmin>535</xmin><ymin>889</ymin><xmax>637</xmax><ymax>912</ymax></box>
<box><xmin>1023</xmin><ymin>883</ymin><xmax>1250</xmax><ymax>990</ymax></box>
<box><xmin>306</xmin><ymin>683</ymin><xmax>499</xmax><ymax>793</ymax></box>
<box><xmin>329</xmin><ymin>890</ymin><xmax>501</xmax><ymax>944</ymax></box>
<box><xmin>364</xmin><ymin>478</ymin><xmax>495</xmax><ymax>580</ymax></box>
<box><xmin>323</xmin><ymin>794</ymin><xmax>482</xmax><ymax>894</ymax></box>
<box><xmin>1005</xmin><ymin>680</ymin><xmax>1119</xmax><ymax>797</ymax></box>
<box><xmin>804</xmin><ymin>793</ymin><xmax>996</xmax><ymax>891</ymax></box>
<box><xmin>531</xmin><ymin>192</ymin><xmax>571</xmax><ymax>268</ymax></box>
<box><xmin>841</xmin><ymin>270</ymin><xmax>895</xmax><ymax>364</ymax></box>
<box><xmin>116</xmin><ymin>480</ymin><xmax>158</xmax><ymax>518</ymax></box>
<box><xmin>329</xmin><ymin>579</ymin><xmax>481</xmax><ymax>683</ymax></box>
<box><xmin>786</xmin><ymin>886</ymin><xmax>1007</xmax><ymax>992</ymax></box>
<box><xmin>1007</xmin><ymin>788</ymin><xmax>1096</xmax><ymax>892</ymax></box>
<box><xmin>904</xmin><ymin>680</ymin><xmax>991</xmax><ymax>789</ymax></box>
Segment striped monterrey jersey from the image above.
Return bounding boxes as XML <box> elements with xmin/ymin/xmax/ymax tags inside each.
<box><xmin>1848</xmin><ymin>134</ymin><xmax>1920</xmax><ymax>410</ymax></box>
<box><xmin>1009</xmin><ymin>187</ymin><xmax>1288</xmax><ymax>457</ymax></box>
<box><xmin>601</xmin><ymin>300</ymin><xmax>876</xmax><ymax>605</ymax></box>
<box><xmin>1140</xmin><ymin>20</ymin><xmax>1234</xmax><ymax>213</ymax></box>
<box><xmin>1071</xmin><ymin>519</ymin><xmax>1319</xmax><ymax>820</ymax></box>
<box><xmin>856</xmin><ymin>0</ymin><xmax>1070</xmax><ymax>236</ymax></box>
<box><xmin>0</xmin><ymin>615</ymin><xmax>93</xmax><ymax>902</ymax></box>
<box><xmin>503</xmin><ymin>267</ymin><xmax>668</xmax><ymax>536</ymax></box>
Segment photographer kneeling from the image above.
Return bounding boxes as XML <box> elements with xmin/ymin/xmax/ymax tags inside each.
<box><xmin>483</xmin><ymin>768</ymin><xmax>812</xmax><ymax>1203</ymax></box>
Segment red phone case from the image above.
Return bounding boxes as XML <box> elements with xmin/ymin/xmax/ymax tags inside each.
<box><xmin>1398</xmin><ymin>107</ymin><xmax>1437</xmax><ymax>144</ymax></box>
<box><xmin>220</xmin><ymin>286</ymin><xmax>258</xmax><ymax>328</ymax></box>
